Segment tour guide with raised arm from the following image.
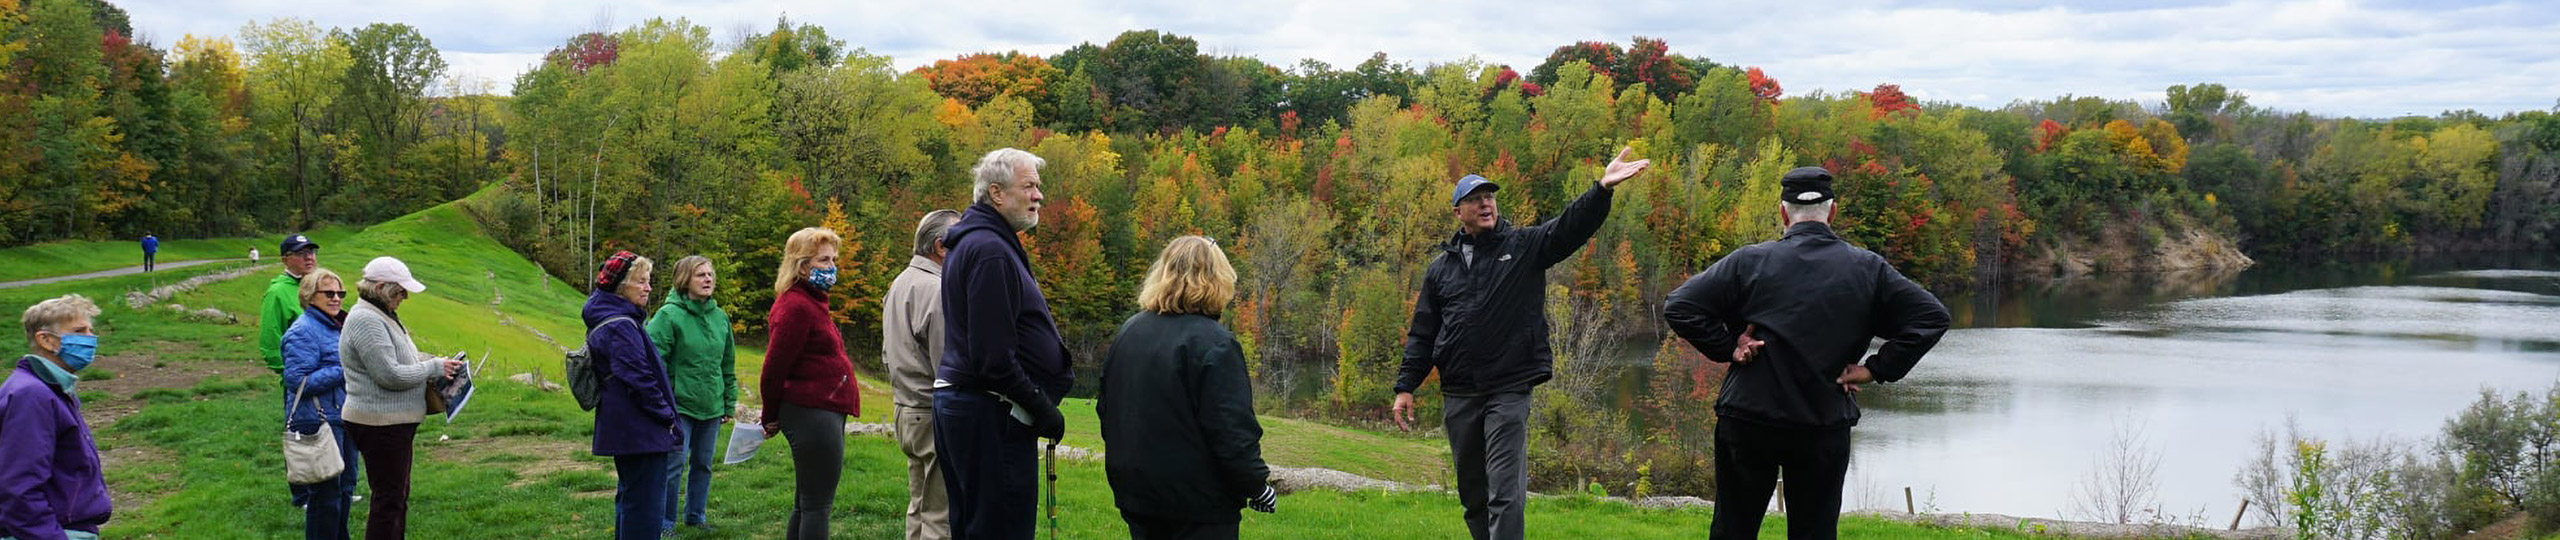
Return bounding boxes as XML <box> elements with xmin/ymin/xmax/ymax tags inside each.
<box><xmin>1391</xmin><ymin>147</ymin><xmax>1650</xmax><ymax>540</ymax></box>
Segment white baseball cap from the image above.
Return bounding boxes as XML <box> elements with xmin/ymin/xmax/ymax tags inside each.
<box><xmin>363</xmin><ymin>256</ymin><xmax>428</xmax><ymax>293</ymax></box>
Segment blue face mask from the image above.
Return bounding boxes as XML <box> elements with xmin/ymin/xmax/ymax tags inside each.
<box><xmin>55</xmin><ymin>333</ymin><xmax>98</xmax><ymax>372</ymax></box>
<box><xmin>809</xmin><ymin>267</ymin><xmax>839</xmax><ymax>290</ymax></box>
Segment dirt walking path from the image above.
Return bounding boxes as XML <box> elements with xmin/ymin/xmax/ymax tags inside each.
<box><xmin>0</xmin><ymin>259</ymin><xmax>233</xmax><ymax>289</ymax></box>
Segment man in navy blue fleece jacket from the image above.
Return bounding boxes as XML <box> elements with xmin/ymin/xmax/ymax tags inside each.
<box><xmin>935</xmin><ymin>147</ymin><xmax>1074</xmax><ymax>540</ymax></box>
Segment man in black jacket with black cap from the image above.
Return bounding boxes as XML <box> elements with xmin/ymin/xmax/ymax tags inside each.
<box><xmin>1662</xmin><ymin>166</ymin><xmax>1951</xmax><ymax>540</ymax></box>
<box><xmin>1391</xmin><ymin>147</ymin><xmax>1650</xmax><ymax>540</ymax></box>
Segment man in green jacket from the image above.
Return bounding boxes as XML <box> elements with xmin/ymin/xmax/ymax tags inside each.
<box><xmin>259</xmin><ymin>235</ymin><xmax>320</xmax><ymax>374</ymax></box>
<box><xmin>646</xmin><ymin>255</ymin><xmax>738</xmax><ymax>532</ymax></box>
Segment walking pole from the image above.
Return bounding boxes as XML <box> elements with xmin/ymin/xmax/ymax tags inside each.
<box><xmin>1046</xmin><ymin>439</ymin><xmax>1060</xmax><ymax>540</ymax></box>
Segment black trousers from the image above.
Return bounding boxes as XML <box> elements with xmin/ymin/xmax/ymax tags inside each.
<box><xmin>1709</xmin><ymin>418</ymin><xmax>1852</xmax><ymax>540</ymax></box>
<box><xmin>345</xmin><ymin>422</ymin><xmax>418</xmax><ymax>540</ymax></box>
<box><xmin>1444</xmin><ymin>391</ymin><xmax>1531</xmax><ymax>540</ymax></box>
<box><xmin>935</xmin><ymin>389</ymin><xmax>1037</xmax><ymax>540</ymax></box>
<box><xmin>775</xmin><ymin>402</ymin><xmax>845</xmax><ymax>540</ymax></box>
<box><xmin>1123</xmin><ymin>513</ymin><xmax>1239</xmax><ymax>540</ymax></box>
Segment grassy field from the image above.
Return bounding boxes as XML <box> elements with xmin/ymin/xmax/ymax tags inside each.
<box><xmin>93</xmin><ymin>374</ymin><xmax>2124</xmax><ymax>540</ymax></box>
<box><xmin>2</xmin><ymin>192</ymin><xmax>2207</xmax><ymax>539</ymax></box>
<box><xmin>0</xmin><ymin>225</ymin><xmax>361</xmax><ymax>283</ymax></box>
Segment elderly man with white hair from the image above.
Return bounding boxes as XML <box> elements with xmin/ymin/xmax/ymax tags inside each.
<box><xmin>935</xmin><ymin>148</ymin><xmax>1074</xmax><ymax>540</ymax></box>
<box><xmin>1</xmin><ymin>294</ymin><xmax>113</xmax><ymax>540</ymax></box>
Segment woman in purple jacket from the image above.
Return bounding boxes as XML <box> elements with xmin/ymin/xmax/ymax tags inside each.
<box><xmin>2</xmin><ymin>294</ymin><xmax>112</xmax><ymax>540</ymax></box>
<box><xmin>586</xmin><ymin>251</ymin><xmax>678</xmax><ymax>540</ymax></box>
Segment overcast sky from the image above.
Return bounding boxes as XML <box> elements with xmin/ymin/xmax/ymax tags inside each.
<box><xmin>116</xmin><ymin>0</ymin><xmax>2559</xmax><ymax>118</ymax></box>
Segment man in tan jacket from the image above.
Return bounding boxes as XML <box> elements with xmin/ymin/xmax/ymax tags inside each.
<box><xmin>884</xmin><ymin>209</ymin><xmax>962</xmax><ymax>540</ymax></box>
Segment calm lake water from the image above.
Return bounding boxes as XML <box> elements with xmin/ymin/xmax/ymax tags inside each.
<box><xmin>1834</xmin><ymin>253</ymin><xmax>2560</xmax><ymax>522</ymax></box>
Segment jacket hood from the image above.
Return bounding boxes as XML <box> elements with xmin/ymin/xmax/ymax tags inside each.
<box><xmin>667</xmin><ymin>292</ymin><xmax>721</xmax><ymax>316</ymax></box>
<box><xmin>945</xmin><ymin>203</ymin><xmax>1022</xmax><ymax>248</ymax></box>
<box><xmin>946</xmin><ymin>203</ymin><xmax>1034</xmax><ymax>274</ymax></box>
<box><xmin>583</xmin><ymin>289</ymin><xmax>648</xmax><ymax>325</ymax></box>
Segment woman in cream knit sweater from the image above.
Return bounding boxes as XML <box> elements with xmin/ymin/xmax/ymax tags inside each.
<box><xmin>337</xmin><ymin>257</ymin><xmax>460</xmax><ymax>540</ymax></box>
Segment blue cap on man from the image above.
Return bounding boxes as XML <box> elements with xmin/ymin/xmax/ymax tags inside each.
<box><xmin>1451</xmin><ymin>174</ymin><xmax>1501</xmax><ymax>206</ymax></box>
<box><xmin>279</xmin><ymin>234</ymin><xmax>319</xmax><ymax>255</ymax></box>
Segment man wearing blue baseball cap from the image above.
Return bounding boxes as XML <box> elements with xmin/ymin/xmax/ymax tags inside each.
<box><xmin>1662</xmin><ymin>166</ymin><xmax>1950</xmax><ymax>540</ymax></box>
<box><xmin>1392</xmin><ymin>147</ymin><xmax>1649</xmax><ymax>540</ymax></box>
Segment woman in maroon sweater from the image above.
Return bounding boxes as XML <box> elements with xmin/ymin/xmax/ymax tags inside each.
<box><xmin>761</xmin><ymin>227</ymin><xmax>860</xmax><ymax>540</ymax></box>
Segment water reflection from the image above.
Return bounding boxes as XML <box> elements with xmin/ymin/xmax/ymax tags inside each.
<box><xmin>1842</xmin><ymin>252</ymin><xmax>2560</xmax><ymax>522</ymax></box>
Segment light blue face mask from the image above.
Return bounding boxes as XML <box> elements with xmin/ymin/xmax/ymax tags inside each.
<box><xmin>55</xmin><ymin>333</ymin><xmax>98</xmax><ymax>372</ymax></box>
<box><xmin>809</xmin><ymin>267</ymin><xmax>839</xmax><ymax>290</ymax></box>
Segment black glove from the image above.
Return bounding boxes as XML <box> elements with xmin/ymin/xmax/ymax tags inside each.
<box><xmin>1247</xmin><ymin>485</ymin><xmax>1277</xmax><ymax>513</ymax></box>
<box><xmin>1020</xmin><ymin>392</ymin><xmax>1066</xmax><ymax>440</ymax></box>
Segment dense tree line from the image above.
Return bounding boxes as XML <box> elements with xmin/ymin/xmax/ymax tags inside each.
<box><xmin>0</xmin><ymin>0</ymin><xmax>497</xmax><ymax>245</ymax></box>
<box><xmin>477</xmin><ymin>20</ymin><xmax>2560</xmax><ymax>495</ymax></box>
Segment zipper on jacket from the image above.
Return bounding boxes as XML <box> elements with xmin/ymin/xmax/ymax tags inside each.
<box><xmin>827</xmin><ymin>375</ymin><xmax>848</xmax><ymax>399</ymax></box>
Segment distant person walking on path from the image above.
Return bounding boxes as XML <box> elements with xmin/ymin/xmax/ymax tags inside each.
<box><xmin>1</xmin><ymin>294</ymin><xmax>112</xmax><ymax>540</ymax></box>
<box><xmin>1099</xmin><ymin>236</ymin><xmax>1277</xmax><ymax>540</ymax></box>
<box><xmin>263</xmin><ymin>235</ymin><xmax>322</xmax><ymax>374</ymax></box>
<box><xmin>1661</xmin><ymin>166</ymin><xmax>1951</xmax><ymax>540</ymax></box>
<box><xmin>339</xmin><ymin>256</ymin><xmax>464</xmax><ymax>540</ymax></box>
<box><xmin>884</xmin><ymin>209</ymin><xmax>961</xmax><ymax>540</ymax></box>
<box><xmin>937</xmin><ymin>148</ymin><xmax>1072</xmax><ymax>540</ymax></box>
<box><xmin>644</xmin><ymin>255</ymin><xmax>735</xmax><ymax>533</ymax></box>
<box><xmin>1391</xmin><ymin>148</ymin><xmax>1650</xmax><ymax>540</ymax></box>
<box><xmin>282</xmin><ymin>268</ymin><xmax>360</xmax><ymax>540</ymax></box>
<box><xmin>140</xmin><ymin>233</ymin><xmax>158</xmax><ymax>272</ymax></box>
<box><xmin>759</xmin><ymin>227</ymin><xmax>861</xmax><ymax>540</ymax></box>
<box><xmin>587</xmin><ymin>251</ymin><xmax>678</xmax><ymax>540</ymax></box>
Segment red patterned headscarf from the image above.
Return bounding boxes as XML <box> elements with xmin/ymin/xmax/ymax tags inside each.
<box><xmin>595</xmin><ymin>251</ymin><xmax>640</xmax><ymax>290</ymax></box>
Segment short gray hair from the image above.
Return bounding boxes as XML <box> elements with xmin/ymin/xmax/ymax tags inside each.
<box><xmin>971</xmin><ymin>148</ymin><xmax>1047</xmax><ymax>205</ymax></box>
<box><xmin>357</xmin><ymin>279</ymin><xmax>409</xmax><ymax>306</ymax></box>
<box><xmin>1784</xmin><ymin>200</ymin><xmax>1835</xmax><ymax>223</ymax></box>
<box><xmin>914</xmin><ymin>209</ymin><xmax>962</xmax><ymax>258</ymax></box>
<box><xmin>21</xmin><ymin>294</ymin><xmax>99</xmax><ymax>349</ymax></box>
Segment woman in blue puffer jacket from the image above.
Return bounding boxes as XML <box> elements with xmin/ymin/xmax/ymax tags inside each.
<box><xmin>281</xmin><ymin>268</ymin><xmax>360</xmax><ymax>540</ymax></box>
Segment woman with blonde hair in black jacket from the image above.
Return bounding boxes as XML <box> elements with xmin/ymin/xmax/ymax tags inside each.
<box><xmin>1097</xmin><ymin>236</ymin><xmax>1276</xmax><ymax>540</ymax></box>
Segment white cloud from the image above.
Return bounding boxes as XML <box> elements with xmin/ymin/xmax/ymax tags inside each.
<box><xmin>114</xmin><ymin>0</ymin><xmax>2560</xmax><ymax>117</ymax></box>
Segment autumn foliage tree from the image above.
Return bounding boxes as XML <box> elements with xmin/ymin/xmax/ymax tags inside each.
<box><xmin>545</xmin><ymin>32</ymin><xmax>617</xmax><ymax>74</ymax></box>
<box><xmin>1745</xmin><ymin>66</ymin><xmax>1782</xmax><ymax>103</ymax></box>
<box><xmin>1864</xmin><ymin>83</ymin><xmax>1918</xmax><ymax>119</ymax></box>
<box><xmin>913</xmin><ymin>51</ymin><xmax>1059</xmax><ymax>108</ymax></box>
<box><xmin>1529</xmin><ymin>36</ymin><xmax>1705</xmax><ymax>103</ymax></box>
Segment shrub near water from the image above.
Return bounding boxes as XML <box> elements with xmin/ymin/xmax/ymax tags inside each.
<box><xmin>2239</xmin><ymin>384</ymin><xmax>2560</xmax><ymax>540</ymax></box>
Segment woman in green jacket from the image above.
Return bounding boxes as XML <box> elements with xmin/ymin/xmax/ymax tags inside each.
<box><xmin>645</xmin><ymin>255</ymin><xmax>737</xmax><ymax>533</ymax></box>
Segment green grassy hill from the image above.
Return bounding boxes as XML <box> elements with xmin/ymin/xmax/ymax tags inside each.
<box><xmin>0</xmin><ymin>191</ymin><xmax>2140</xmax><ymax>539</ymax></box>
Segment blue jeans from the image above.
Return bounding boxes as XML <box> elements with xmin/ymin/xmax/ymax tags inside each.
<box><xmin>614</xmin><ymin>452</ymin><xmax>672</xmax><ymax>540</ymax></box>
<box><xmin>662</xmin><ymin>416</ymin><xmax>720</xmax><ymax>529</ymax></box>
<box><xmin>288</xmin><ymin>421</ymin><xmax>361</xmax><ymax>540</ymax></box>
